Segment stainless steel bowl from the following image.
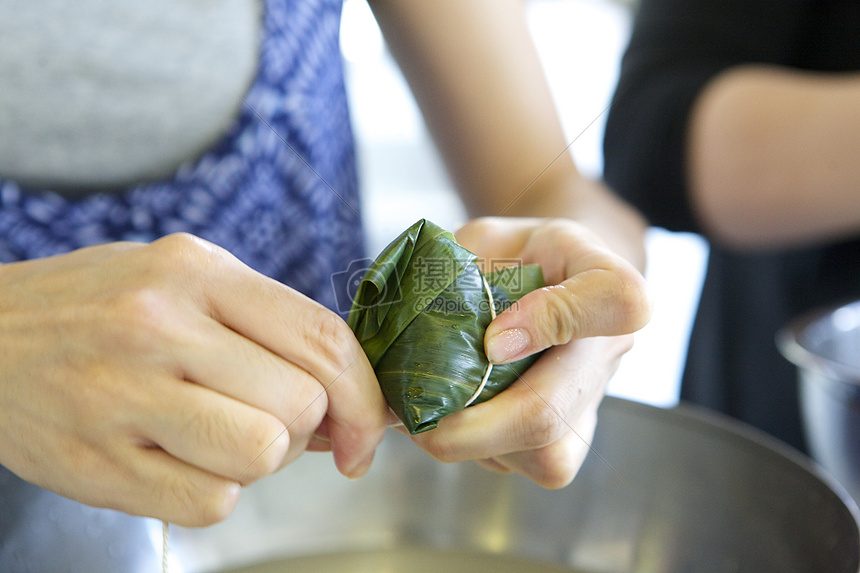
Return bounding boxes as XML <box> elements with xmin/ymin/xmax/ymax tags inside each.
<box><xmin>779</xmin><ymin>299</ymin><xmax>860</xmax><ymax>505</ymax></box>
<box><xmin>0</xmin><ymin>466</ymin><xmax>163</xmax><ymax>571</ymax></box>
<box><xmin>2</xmin><ymin>397</ymin><xmax>857</xmax><ymax>571</ymax></box>
<box><xmin>171</xmin><ymin>397</ymin><xmax>860</xmax><ymax>573</ymax></box>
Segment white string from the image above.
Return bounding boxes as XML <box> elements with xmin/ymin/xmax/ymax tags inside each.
<box><xmin>465</xmin><ymin>276</ymin><xmax>497</xmax><ymax>407</ymax></box>
<box><xmin>465</xmin><ymin>359</ymin><xmax>494</xmax><ymax>408</ymax></box>
<box><xmin>162</xmin><ymin>520</ymin><xmax>169</xmax><ymax>573</ymax></box>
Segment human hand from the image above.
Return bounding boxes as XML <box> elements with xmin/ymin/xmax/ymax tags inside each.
<box><xmin>405</xmin><ymin>217</ymin><xmax>652</xmax><ymax>488</ymax></box>
<box><xmin>0</xmin><ymin>234</ymin><xmax>387</xmax><ymax>526</ymax></box>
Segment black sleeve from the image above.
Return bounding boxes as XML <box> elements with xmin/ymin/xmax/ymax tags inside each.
<box><xmin>603</xmin><ymin>0</ymin><xmax>812</xmax><ymax>233</ymax></box>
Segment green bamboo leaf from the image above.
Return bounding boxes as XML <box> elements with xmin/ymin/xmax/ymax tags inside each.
<box><xmin>348</xmin><ymin>219</ymin><xmax>474</xmax><ymax>368</ymax></box>
<box><xmin>347</xmin><ymin>219</ymin><xmax>544</xmax><ymax>434</ymax></box>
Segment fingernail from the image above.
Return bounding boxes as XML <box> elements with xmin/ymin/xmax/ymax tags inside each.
<box><xmin>486</xmin><ymin>328</ymin><xmax>531</xmax><ymax>364</ymax></box>
<box><xmin>346</xmin><ymin>451</ymin><xmax>375</xmax><ymax>480</ymax></box>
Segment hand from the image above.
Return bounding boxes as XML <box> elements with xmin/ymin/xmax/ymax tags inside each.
<box><xmin>405</xmin><ymin>217</ymin><xmax>651</xmax><ymax>488</ymax></box>
<box><xmin>0</xmin><ymin>234</ymin><xmax>387</xmax><ymax>526</ymax></box>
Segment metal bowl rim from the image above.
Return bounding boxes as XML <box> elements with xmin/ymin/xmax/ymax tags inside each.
<box><xmin>628</xmin><ymin>397</ymin><xmax>860</xmax><ymax>531</ymax></box>
<box><xmin>777</xmin><ymin>301</ymin><xmax>860</xmax><ymax>383</ymax></box>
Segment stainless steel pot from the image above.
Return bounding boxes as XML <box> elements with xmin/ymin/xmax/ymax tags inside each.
<box><xmin>170</xmin><ymin>397</ymin><xmax>860</xmax><ymax>573</ymax></box>
<box><xmin>0</xmin><ymin>465</ymin><xmax>163</xmax><ymax>571</ymax></box>
<box><xmin>2</xmin><ymin>397</ymin><xmax>857</xmax><ymax>572</ymax></box>
<box><xmin>779</xmin><ymin>299</ymin><xmax>860</xmax><ymax>506</ymax></box>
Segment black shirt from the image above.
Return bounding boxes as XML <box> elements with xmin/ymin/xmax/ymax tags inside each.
<box><xmin>603</xmin><ymin>0</ymin><xmax>860</xmax><ymax>451</ymax></box>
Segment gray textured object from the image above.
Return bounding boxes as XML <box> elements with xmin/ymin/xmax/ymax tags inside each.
<box><xmin>2</xmin><ymin>397</ymin><xmax>855</xmax><ymax>571</ymax></box>
<box><xmin>0</xmin><ymin>465</ymin><xmax>162</xmax><ymax>572</ymax></box>
<box><xmin>171</xmin><ymin>397</ymin><xmax>860</xmax><ymax>573</ymax></box>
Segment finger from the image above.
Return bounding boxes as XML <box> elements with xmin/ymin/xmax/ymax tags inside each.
<box><xmin>481</xmin><ymin>409</ymin><xmax>599</xmax><ymax>489</ymax></box>
<box><xmin>484</xmin><ymin>259</ymin><xmax>649</xmax><ymax>364</ymax></box>
<box><xmin>306</xmin><ymin>418</ymin><xmax>333</xmax><ymax>452</ymax></box>
<box><xmin>212</xmin><ymin>311</ymin><xmax>387</xmax><ymax>478</ymax></box>
<box><xmin>48</xmin><ymin>440</ymin><xmax>242</xmax><ymax>527</ymax></box>
<box><xmin>455</xmin><ymin>219</ymin><xmax>651</xmax><ymax>363</ymax></box>
<box><xmin>228</xmin><ymin>296</ymin><xmax>386</xmax><ymax>479</ymax></box>
<box><xmin>143</xmin><ymin>235</ymin><xmax>356</xmax><ymax>390</ymax></box>
<box><xmin>175</xmin><ymin>314</ymin><xmax>331</xmax><ymax>456</ymax></box>
<box><xmin>409</xmin><ymin>337</ymin><xmax>625</xmax><ymax>463</ymax></box>
<box><xmin>410</xmin><ymin>373</ymin><xmax>569</xmax><ymax>465</ymax></box>
<box><xmin>152</xmin><ymin>235</ymin><xmax>388</xmax><ymax>479</ymax></box>
<box><xmin>142</xmin><ymin>377</ymin><xmax>292</xmax><ymax>486</ymax></box>
<box><xmin>123</xmin><ymin>447</ymin><xmax>243</xmax><ymax>527</ymax></box>
<box><xmin>322</xmin><ymin>350</ymin><xmax>389</xmax><ymax>478</ymax></box>
<box><xmin>88</xmin><ymin>275</ymin><xmax>329</xmax><ymax>471</ymax></box>
<box><xmin>192</xmin><ymin>242</ymin><xmax>367</xmax><ymax>387</ymax></box>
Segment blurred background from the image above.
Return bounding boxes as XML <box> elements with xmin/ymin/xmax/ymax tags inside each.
<box><xmin>341</xmin><ymin>0</ymin><xmax>709</xmax><ymax>408</ymax></box>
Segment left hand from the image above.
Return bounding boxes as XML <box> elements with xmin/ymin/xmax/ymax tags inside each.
<box><xmin>405</xmin><ymin>217</ymin><xmax>652</xmax><ymax>488</ymax></box>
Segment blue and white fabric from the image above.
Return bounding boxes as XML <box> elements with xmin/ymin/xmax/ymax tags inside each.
<box><xmin>0</xmin><ymin>0</ymin><xmax>363</xmax><ymax>312</ymax></box>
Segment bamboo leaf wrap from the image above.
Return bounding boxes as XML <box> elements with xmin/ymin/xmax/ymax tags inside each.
<box><xmin>347</xmin><ymin>219</ymin><xmax>544</xmax><ymax>434</ymax></box>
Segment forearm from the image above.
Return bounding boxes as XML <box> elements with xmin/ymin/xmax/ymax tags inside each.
<box><xmin>369</xmin><ymin>1</ymin><xmax>651</xmax><ymax>488</ymax></box>
<box><xmin>369</xmin><ymin>0</ymin><xmax>560</xmax><ymax>214</ymax></box>
<box><xmin>369</xmin><ymin>0</ymin><xmax>647</xmax><ymax>270</ymax></box>
<box><xmin>689</xmin><ymin>66</ymin><xmax>860</xmax><ymax>249</ymax></box>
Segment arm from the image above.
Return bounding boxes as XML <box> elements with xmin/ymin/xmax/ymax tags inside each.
<box><xmin>689</xmin><ymin>67</ymin><xmax>860</xmax><ymax>249</ymax></box>
<box><xmin>369</xmin><ymin>0</ymin><xmax>651</xmax><ymax>487</ymax></box>
<box><xmin>604</xmin><ymin>0</ymin><xmax>860</xmax><ymax>250</ymax></box>
<box><xmin>368</xmin><ymin>0</ymin><xmax>647</xmax><ymax>268</ymax></box>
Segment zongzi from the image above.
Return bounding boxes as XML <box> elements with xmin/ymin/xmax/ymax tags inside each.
<box><xmin>347</xmin><ymin>219</ymin><xmax>544</xmax><ymax>434</ymax></box>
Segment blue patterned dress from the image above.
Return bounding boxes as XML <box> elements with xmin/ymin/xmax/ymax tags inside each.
<box><xmin>0</xmin><ymin>0</ymin><xmax>364</xmax><ymax>312</ymax></box>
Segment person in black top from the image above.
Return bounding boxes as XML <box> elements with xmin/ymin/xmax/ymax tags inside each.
<box><xmin>604</xmin><ymin>0</ymin><xmax>860</xmax><ymax>452</ymax></box>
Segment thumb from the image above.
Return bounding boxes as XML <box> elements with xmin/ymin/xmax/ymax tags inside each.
<box><xmin>484</xmin><ymin>267</ymin><xmax>651</xmax><ymax>364</ymax></box>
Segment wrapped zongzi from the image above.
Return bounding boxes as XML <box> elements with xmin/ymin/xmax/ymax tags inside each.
<box><xmin>347</xmin><ymin>219</ymin><xmax>544</xmax><ymax>434</ymax></box>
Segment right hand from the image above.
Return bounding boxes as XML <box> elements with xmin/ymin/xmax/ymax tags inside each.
<box><xmin>0</xmin><ymin>234</ymin><xmax>387</xmax><ymax>526</ymax></box>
